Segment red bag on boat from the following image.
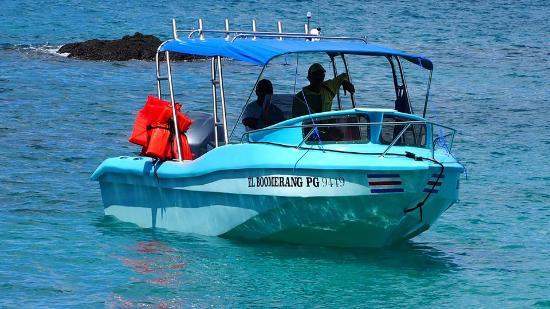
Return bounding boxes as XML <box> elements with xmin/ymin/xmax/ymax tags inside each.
<box><xmin>144</xmin><ymin>122</ymin><xmax>172</xmax><ymax>161</ymax></box>
<box><xmin>129</xmin><ymin>109</ymin><xmax>150</xmax><ymax>147</ymax></box>
<box><xmin>130</xmin><ymin>96</ymin><xmax>194</xmax><ymax>161</ymax></box>
<box><xmin>129</xmin><ymin>96</ymin><xmax>174</xmax><ymax>146</ymax></box>
<box><xmin>159</xmin><ymin>103</ymin><xmax>193</xmax><ymax>160</ymax></box>
<box><xmin>170</xmin><ymin>133</ymin><xmax>193</xmax><ymax>160</ymax></box>
<box><xmin>174</xmin><ymin>103</ymin><xmax>193</xmax><ymax>132</ymax></box>
<box><xmin>142</xmin><ymin>96</ymin><xmax>174</xmax><ymax>123</ymax></box>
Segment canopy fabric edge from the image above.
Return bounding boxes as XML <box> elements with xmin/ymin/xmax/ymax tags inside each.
<box><xmin>159</xmin><ymin>38</ymin><xmax>433</xmax><ymax>70</ymax></box>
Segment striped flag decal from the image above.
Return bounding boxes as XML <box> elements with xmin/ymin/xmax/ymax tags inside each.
<box><xmin>423</xmin><ymin>173</ymin><xmax>444</xmax><ymax>193</ymax></box>
<box><xmin>367</xmin><ymin>173</ymin><xmax>404</xmax><ymax>194</ymax></box>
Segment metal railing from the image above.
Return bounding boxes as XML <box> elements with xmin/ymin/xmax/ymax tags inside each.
<box><xmin>240</xmin><ymin>121</ymin><xmax>456</xmax><ymax>159</ymax></box>
<box><xmin>171</xmin><ymin>18</ymin><xmax>368</xmax><ymax>44</ymax></box>
<box><xmin>230</xmin><ymin>33</ymin><xmax>368</xmax><ymax>43</ymax></box>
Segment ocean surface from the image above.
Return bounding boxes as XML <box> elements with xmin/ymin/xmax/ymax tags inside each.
<box><xmin>1</xmin><ymin>0</ymin><xmax>549</xmax><ymax>307</ymax></box>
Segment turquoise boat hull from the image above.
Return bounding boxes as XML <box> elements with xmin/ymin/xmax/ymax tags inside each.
<box><xmin>92</xmin><ymin>141</ymin><xmax>462</xmax><ymax>248</ymax></box>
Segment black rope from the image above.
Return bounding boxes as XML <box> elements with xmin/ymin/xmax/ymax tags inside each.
<box><xmin>403</xmin><ymin>151</ymin><xmax>445</xmax><ymax>221</ymax></box>
<box><xmin>152</xmin><ymin>158</ymin><xmax>162</xmax><ymax>184</ymax></box>
<box><xmin>150</xmin><ymin>120</ymin><xmax>178</xmax><ymax>183</ymax></box>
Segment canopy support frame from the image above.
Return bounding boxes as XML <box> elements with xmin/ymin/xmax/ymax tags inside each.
<box><xmin>217</xmin><ymin>56</ymin><xmax>230</xmax><ymax>144</ymax></box>
<box><xmin>422</xmin><ymin>70</ymin><xmax>433</xmax><ymax>118</ymax></box>
<box><xmin>210</xmin><ymin>57</ymin><xmax>220</xmax><ymax>147</ymax></box>
<box><xmin>386</xmin><ymin>56</ymin><xmax>400</xmax><ymax>100</ymax></box>
<box><xmin>209</xmin><ymin>57</ymin><xmax>230</xmax><ymax>147</ymax></box>
<box><xmin>166</xmin><ymin>52</ymin><xmax>183</xmax><ymax>161</ymax></box>
<box><xmin>340</xmin><ymin>53</ymin><xmax>356</xmax><ymax>108</ymax></box>
<box><xmin>329</xmin><ymin>55</ymin><xmax>342</xmax><ymax>110</ymax></box>
<box><xmin>154</xmin><ymin>50</ymin><xmax>183</xmax><ymax>161</ymax></box>
<box><xmin>396</xmin><ymin>57</ymin><xmax>413</xmax><ymax>114</ymax></box>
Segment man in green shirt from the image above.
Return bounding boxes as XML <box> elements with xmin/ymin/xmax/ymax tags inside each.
<box><xmin>292</xmin><ymin>63</ymin><xmax>355</xmax><ymax>117</ymax></box>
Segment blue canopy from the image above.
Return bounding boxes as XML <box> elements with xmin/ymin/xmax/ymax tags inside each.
<box><xmin>159</xmin><ymin>38</ymin><xmax>433</xmax><ymax>70</ymax></box>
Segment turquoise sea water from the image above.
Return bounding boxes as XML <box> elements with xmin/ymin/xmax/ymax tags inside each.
<box><xmin>1</xmin><ymin>0</ymin><xmax>549</xmax><ymax>307</ymax></box>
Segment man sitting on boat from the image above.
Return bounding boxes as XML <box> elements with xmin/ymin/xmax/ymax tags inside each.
<box><xmin>292</xmin><ymin>63</ymin><xmax>355</xmax><ymax>117</ymax></box>
<box><xmin>242</xmin><ymin>79</ymin><xmax>285</xmax><ymax>131</ymax></box>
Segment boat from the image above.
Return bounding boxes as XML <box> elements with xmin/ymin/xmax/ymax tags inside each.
<box><xmin>91</xmin><ymin>17</ymin><xmax>464</xmax><ymax>248</ymax></box>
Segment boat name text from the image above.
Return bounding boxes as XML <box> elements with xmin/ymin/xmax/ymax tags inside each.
<box><xmin>248</xmin><ymin>176</ymin><xmax>345</xmax><ymax>188</ymax></box>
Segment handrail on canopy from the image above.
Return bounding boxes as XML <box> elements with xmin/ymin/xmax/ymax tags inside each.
<box><xmin>177</xmin><ymin>17</ymin><xmax>367</xmax><ymax>43</ymax></box>
<box><xmin>159</xmin><ymin>38</ymin><xmax>433</xmax><ymax>70</ymax></box>
<box><xmin>160</xmin><ymin>18</ymin><xmax>433</xmax><ymax>70</ymax></box>
<box><xmin>230</xmin><ymin>33</ymin><xmax>368</xmax><ymax>44</ymax></box>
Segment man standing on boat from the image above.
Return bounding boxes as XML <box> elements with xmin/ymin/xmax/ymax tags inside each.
<box><xmin>292</xmin><ymin>63</ymin><xmax>355</xmax><ymax>117</ymax></box>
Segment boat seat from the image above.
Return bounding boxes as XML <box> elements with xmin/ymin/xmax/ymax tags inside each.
<box><xmin>241</xmin><ymin>94</ymin><xmax>293</xmax><ymax>128</ymax></box>
<box><xmin>269</xmin><ymin>94</ymin><xmax>294</xmax><ymax>120</ymax></box>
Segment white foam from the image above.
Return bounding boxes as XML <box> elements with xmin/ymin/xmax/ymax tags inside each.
<box><xmin>6</xmin><ymin>44</ymin><xmax>69</xmax><ymax>57</ymax></box>
<box><xmin>30</xmin><ymin>44</ymin><xmax>68</xmax><ymax>57</ymax></box>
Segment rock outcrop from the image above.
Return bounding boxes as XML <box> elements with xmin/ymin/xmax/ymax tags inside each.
<box><xmin>58</xmin><ymin>32</ymin><xmax>202</xmax><ymax>61</ymax></box>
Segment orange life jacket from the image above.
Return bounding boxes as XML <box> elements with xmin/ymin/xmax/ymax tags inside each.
<box><xmin>129</xmin><ymin>96</ymin><xmax>194</xmax><ymax>161</ymax></box>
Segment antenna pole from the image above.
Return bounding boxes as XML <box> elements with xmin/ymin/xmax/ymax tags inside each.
<box><xmin>252</xmin><ymin>19</ymin><xmax>257</xmax><ymax>40</ymax></box>
<box><xmin>306</xmin><ymin>12</ymin><xmax>312</xmax><ymax>34</ymax></box>
<box><xmin>224</xmin><ymin>18</ymin><xmax>230</xmax><ymax>40</ymax></box>
<box><xmin>198</xmin><ymin>18</ymin><xmax>204</xmax><ymax>40</ymax></box>
<box><xmin>172</xmin><ymin>19</ymin><xmax>178</xmax><ymax>39</ymax></box>
<box><xmin>277</xmin><ymin>21</ymin><xmax>283</xmax><ymax>40</ymax></box>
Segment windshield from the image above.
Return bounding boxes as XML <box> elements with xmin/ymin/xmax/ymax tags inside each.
<box><xmin>302</xmin><ymin>114</ymin><xmax>370</xmax><ymax>145</ymax></box>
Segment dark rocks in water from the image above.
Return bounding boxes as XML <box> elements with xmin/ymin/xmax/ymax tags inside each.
<box><xmin>58</xmin><ymin>32</ymin><xmax>203</xmax><ymax>61</ymax></box>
